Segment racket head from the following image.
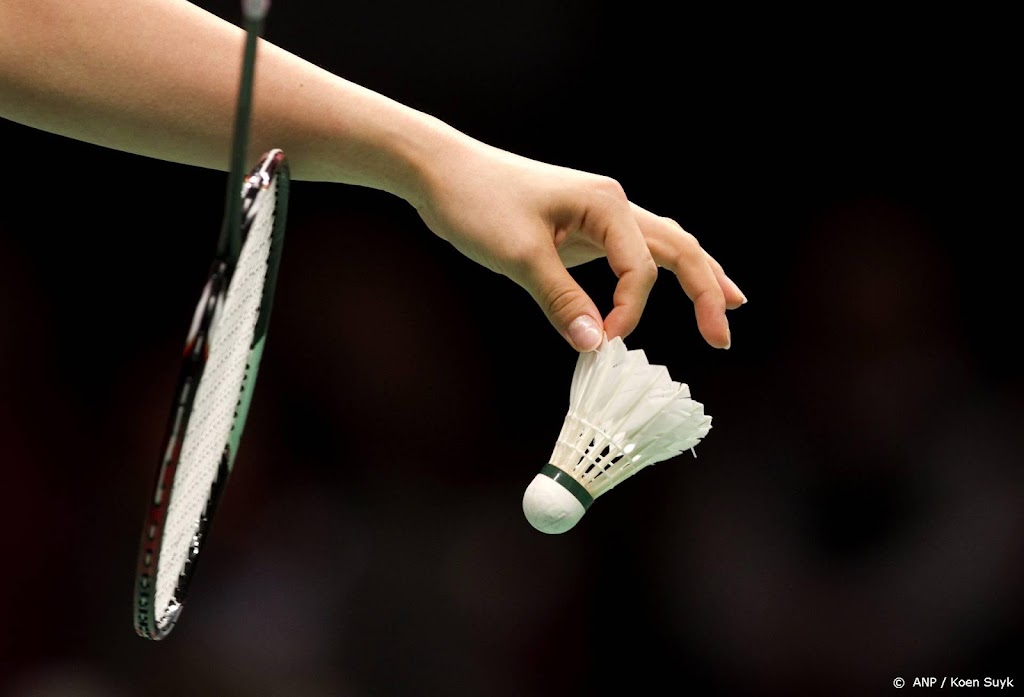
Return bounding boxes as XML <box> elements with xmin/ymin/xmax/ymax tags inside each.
<box><xmin>133</xmin><ymin>148</ymin><xmax>290</xmax><ymax>640</ymax></box>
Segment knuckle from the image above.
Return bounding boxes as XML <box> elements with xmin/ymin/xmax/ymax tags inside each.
<box><xmin>589</xmin><ymin>176</ymin><xmax>628</xmax><ymax>206</ymax></box>
<box><xmin>673</xmin><ymin>244</ymin><xmax>703</xmax><ymax>272</ymax></box>
<box><xmin>639</xmin><ymin>256</ymin><xmax>659</xmax><ymax>284</ymax></box>
<box><xmin>501</xmin><ymin>237</ymin><xmax>546</xmax><ymax>270</ymax></box>
<box><xmin>626</xmin><ymin>255</ymin><xmax>659</xmax><ymax>286</ymax></box>
<box><xmin>542</xmin><ymin>283</ymin><xmax>584</xmax><ymax>319</ymax></box>
<box><xmin>595</xmin><ymin>175</ymin><xmax>626</xmax><ymax>196</ymax></box>
<box><xmin>661</xmin><ymin>215</ymin><xmax>698</xmax><ymax>244</ymax></box>
<box><xmin>668</xmin><ymin>226</ymin><xmax>704</xmax><ymax>268</ymax></box>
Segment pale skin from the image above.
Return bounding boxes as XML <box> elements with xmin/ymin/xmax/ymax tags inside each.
<box><xmin>0</xmin><ymin>0</ymin><xmax>746</xmax><ymax>351</ymax></box>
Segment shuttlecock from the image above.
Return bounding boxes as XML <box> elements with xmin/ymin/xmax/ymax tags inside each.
<box><xmin>523</xmin><ymin>336</ymin><xmax>712</xmax><ymax>534</ymax></box>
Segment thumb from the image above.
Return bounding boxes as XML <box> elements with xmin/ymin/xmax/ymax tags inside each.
<box><xmin>520</xmin><ymin>246</ymin><xmax>604</xmax><ymax>352</ymax></box>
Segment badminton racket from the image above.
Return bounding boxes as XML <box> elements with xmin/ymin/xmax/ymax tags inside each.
<box><xmin>133</xmin><ymin>0</ymin><xmax>290</xmax><ymax>640</ymax></box>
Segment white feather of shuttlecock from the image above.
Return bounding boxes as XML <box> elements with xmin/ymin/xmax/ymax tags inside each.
<box><xmin>549</xmin><ymin>336</ymin><xmax>712</xmax><ymax>500</ymax></box>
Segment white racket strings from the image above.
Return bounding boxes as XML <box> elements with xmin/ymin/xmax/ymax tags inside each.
<box><xmin>155</xmin><ymin>181</ymin><xmax>278</xmax><ymax>620</ymax></box>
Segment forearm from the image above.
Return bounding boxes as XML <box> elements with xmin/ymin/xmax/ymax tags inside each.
<box><xmin>0</xmin><ymin>0</ymin><xmax>458</xmax><ymax>203</ymax></box>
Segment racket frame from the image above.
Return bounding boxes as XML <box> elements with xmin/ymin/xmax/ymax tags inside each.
<box><xmin>133</xmin><ymin>148</ymin><xmax>289</xmax><ymax>640</ymax></box>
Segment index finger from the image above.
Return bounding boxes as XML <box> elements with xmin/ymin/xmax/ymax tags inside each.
<box><xmin>588</xmin><ymin>193</ymin><xmax>659</xmax><ymax>340</ymax></box>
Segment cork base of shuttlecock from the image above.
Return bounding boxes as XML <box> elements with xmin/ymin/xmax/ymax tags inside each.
<box><xmin>522</xmin><ymin>465</ymin><xmax>594</xmax><ymax>534</ymax></box>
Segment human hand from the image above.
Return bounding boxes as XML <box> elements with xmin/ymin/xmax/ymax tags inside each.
<box><xmin>413</xmin><ymin>137</ymin><xmax>746</xmax><ymax>351</ymax></box>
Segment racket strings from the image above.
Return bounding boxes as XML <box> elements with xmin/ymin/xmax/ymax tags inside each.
<box><xmin>155</xmin><ymin>182</ymin><xmax>279</xmax><ymax>621</ymax></box>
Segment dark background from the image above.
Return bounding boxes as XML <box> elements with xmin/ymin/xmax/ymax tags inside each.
<box><xmin>1</xmin><ymin>2</ymin><xmax>1019</xmax><ymax>695</ymax></box>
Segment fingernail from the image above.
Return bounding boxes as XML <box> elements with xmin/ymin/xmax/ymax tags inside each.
<box><xmin>568</xmin><ymin>315</ymin><xmax>602</xmax><ymax>352</ymax></box>
<box><xmin>725</xmin><ymin>274</ymin><xmax>747</xmax><ymax>305</ymax></box>
<box><xmin>723</xmin><ymin>326</ymin><xmax>732</xmax><ymax>350</ymax></box>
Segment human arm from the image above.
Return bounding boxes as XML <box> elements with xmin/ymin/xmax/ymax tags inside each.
<box><xmin>0</xmin><ymin>0</ymin><xmax>744</xmax><ymax>350</ymax></box>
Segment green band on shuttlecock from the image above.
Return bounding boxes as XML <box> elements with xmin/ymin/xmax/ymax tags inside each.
<box><xmin>540</xmin><ymin>463</ymin><xmax>594</xmax><ymax>510</ymax></box>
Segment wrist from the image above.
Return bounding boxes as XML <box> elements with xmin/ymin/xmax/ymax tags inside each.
<box><xmin>370</xmin><ymin>107</ymin><xmax>470</xmax><ymax>210</ymax></box>
<box><xmin>287</xmin><ymin>72</ymin><xmax>471</xmax><ymax>208</ymax></box>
